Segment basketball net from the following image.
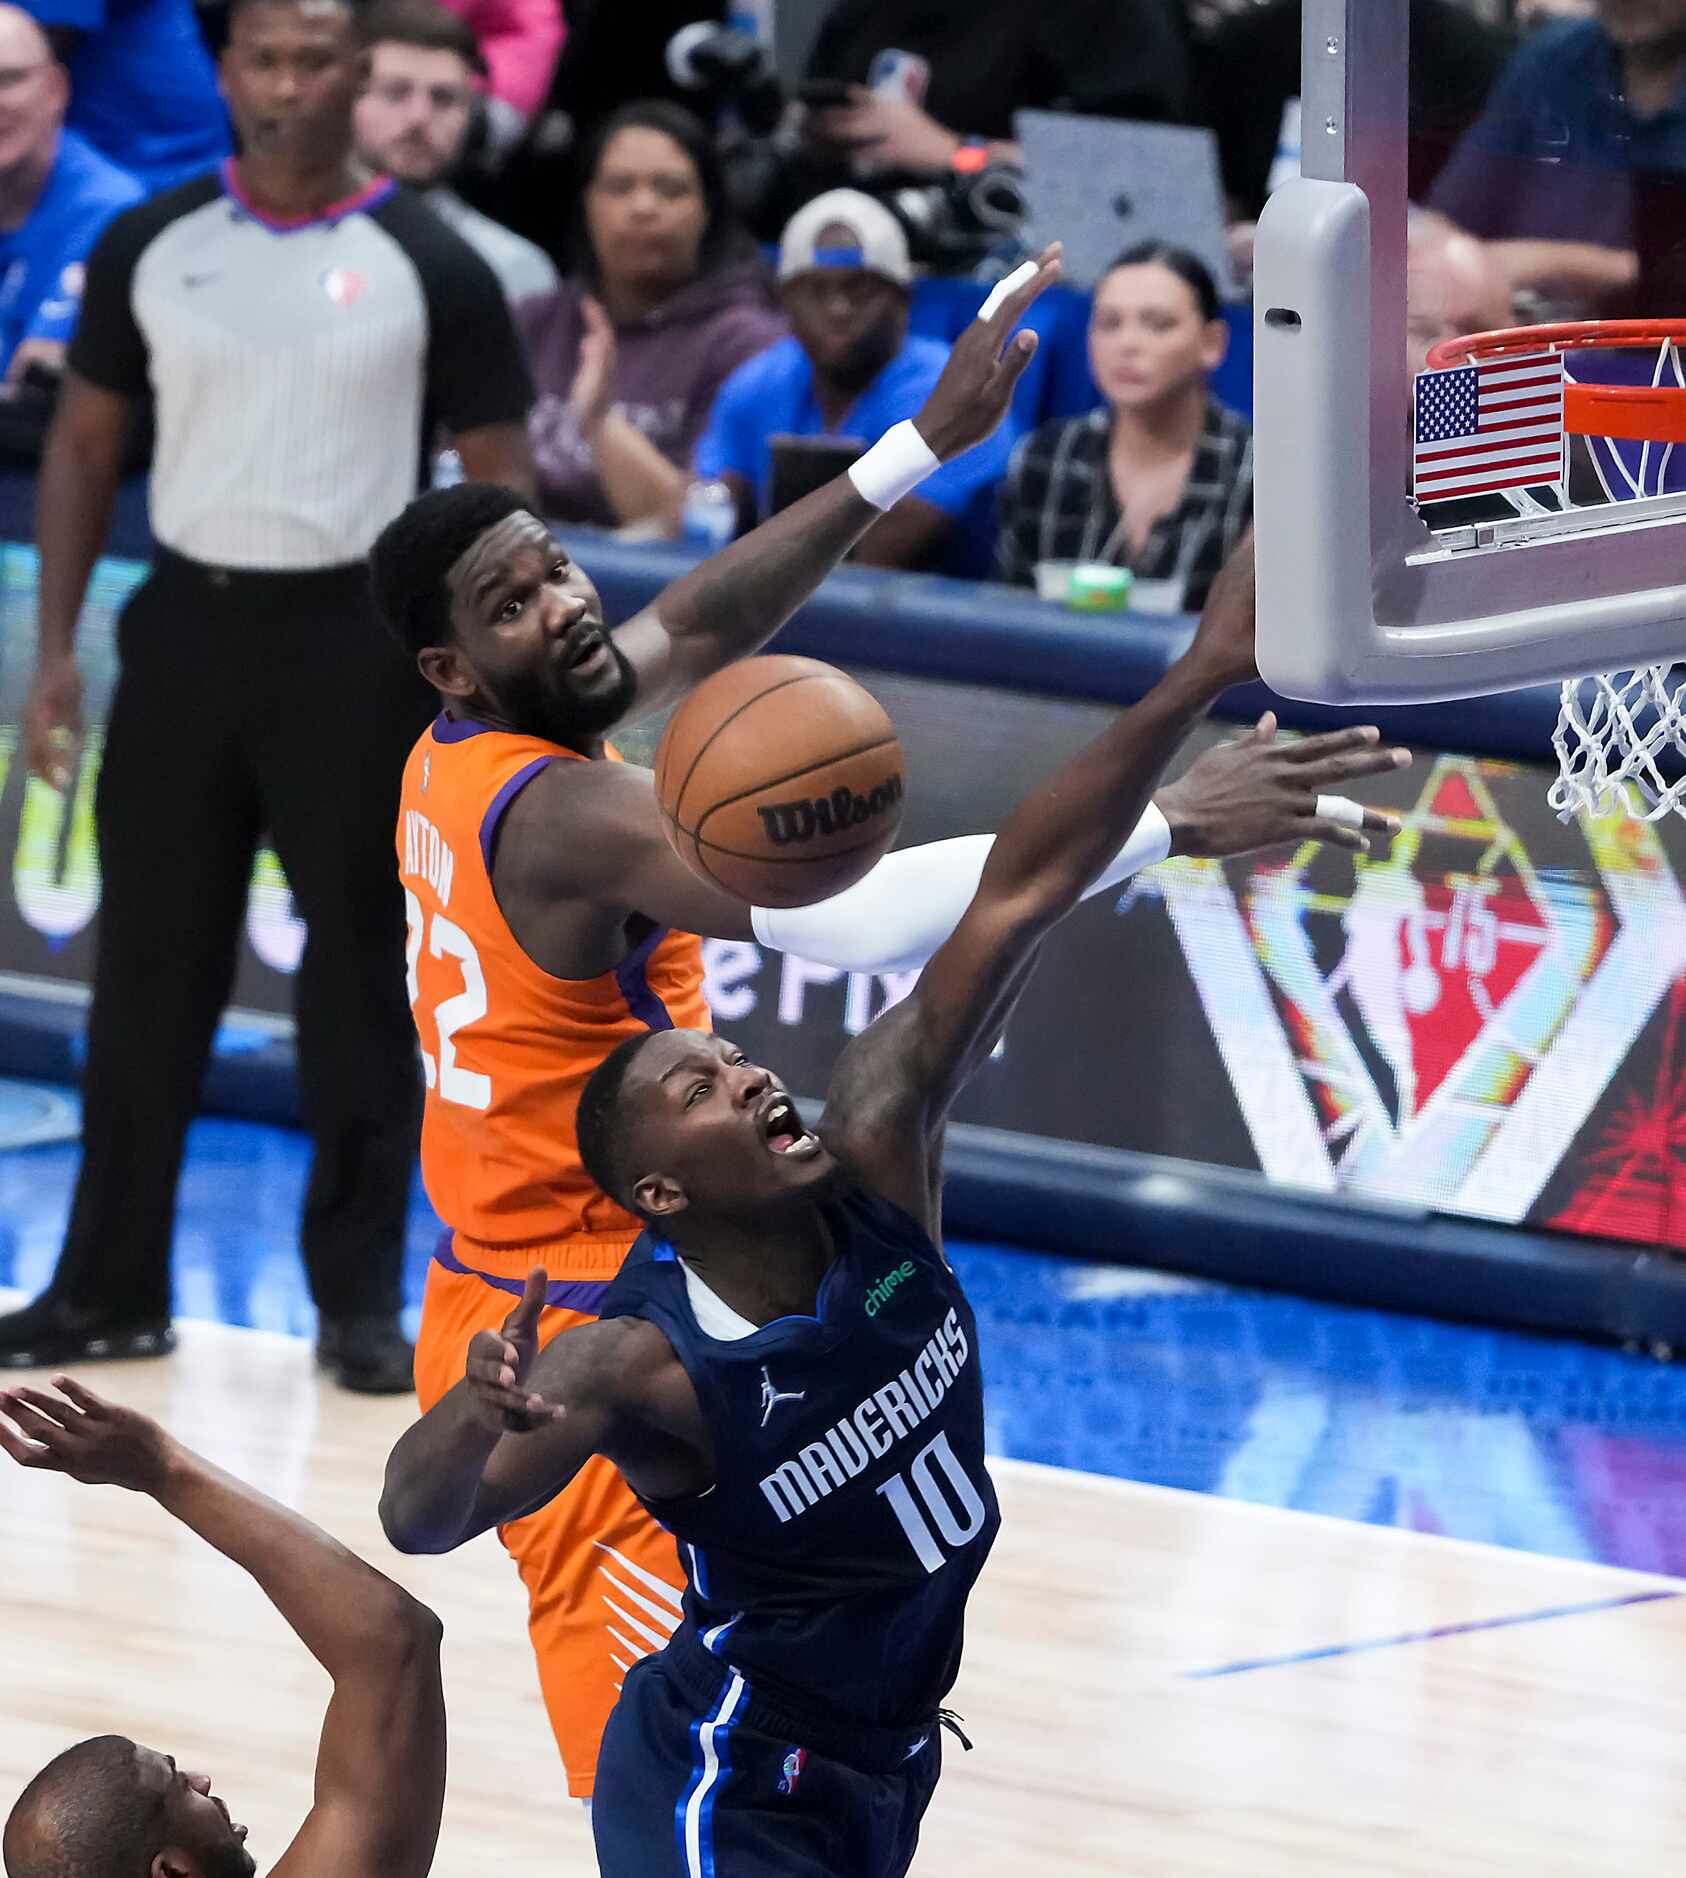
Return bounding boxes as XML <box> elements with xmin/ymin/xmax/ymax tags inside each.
<box><xmin>1551</xmin><ymin>665</ymin><xmax>1686</xmax><ymax>823</ymax></box>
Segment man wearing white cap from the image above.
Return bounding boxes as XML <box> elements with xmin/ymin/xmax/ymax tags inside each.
<box><xmin>693</xmin><ymin>187</ymin><xmax>1020</xmax><ymax>572</ymax></box>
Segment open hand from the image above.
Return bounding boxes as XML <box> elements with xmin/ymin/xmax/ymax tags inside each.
<box><xmin>464</xmin><ymin>1268</ymin><xmax>561</xmax><ymax>1433</ymax></box>
<box><xmin>0</xmin><ymin>1377</ymin><xmax>173</xmax><ymax>1492</ymax></box>
<box><xmin>1160</xmin><ymin>714</ymin><xmax>1411</xmax><ymax>859</ymax></box>
<box><xmin>568</xmin><ymin>296</ymin><xmax>618</xmax><ymax>439</ymax></box>
<box><xmin>910</xmin><ymin>245</ymin><xmax>1061</xmax><ymax>462</ymax></box>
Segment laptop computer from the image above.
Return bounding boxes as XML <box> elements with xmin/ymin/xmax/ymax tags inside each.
<box><xmin>1013</xmin><ymin>109</ymin><xmax>1240</xmax><ymax>301</ymax></box>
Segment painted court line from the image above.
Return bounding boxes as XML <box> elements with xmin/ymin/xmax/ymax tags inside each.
<box><xmin>1185</xmin><ymin>1588</ymin><xmax>1681</xmax><ymax>1680</ymax></box>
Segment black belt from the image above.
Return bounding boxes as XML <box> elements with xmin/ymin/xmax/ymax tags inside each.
<box><xmin>154</xmin><ymin>547</ymin><xmax>370</xmax><ymax>595</ymax></box>
<box><xmin>657</xmin><ymin>1619</ymin><xmax>971</xmax><ymax>1776</ymax></box>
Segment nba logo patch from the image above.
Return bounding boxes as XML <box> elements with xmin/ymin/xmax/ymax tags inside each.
<box><xmin>321</xmin><ymin>267</ymin><xmax>368</xmax><ymax>307</ymax></box>
<box><xmin>777</xmin><ymin>1747</ymin><xmax>806</xmax><ymax>1795</ymax></box>
<box><xmin>421</xmin><ymin>756</ymin><xmax>431</xmax><ymax>792</ymax></box>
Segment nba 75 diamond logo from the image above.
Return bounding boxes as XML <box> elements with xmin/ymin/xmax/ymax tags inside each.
<box><xmin>1154</xmin><ymin>756</ymin><xmax>1686</xmax><ymax>1222</ymax></box>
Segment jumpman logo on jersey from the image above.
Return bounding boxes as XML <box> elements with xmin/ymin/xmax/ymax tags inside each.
<box><xmin>759</xmin><ymin>1365</ymin><xmax>806</xmax><ymax>1427</ymax></box>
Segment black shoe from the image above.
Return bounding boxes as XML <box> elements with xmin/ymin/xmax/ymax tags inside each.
<box><xmin>0</xmin><ymin>1292</ymin><xmax>176</xmax><ymax>1369</ymax></box>
<box><xmin>316</xmin><ymin>1315</ymin><xmax>416</xmax><ymax>1395</ymax></box>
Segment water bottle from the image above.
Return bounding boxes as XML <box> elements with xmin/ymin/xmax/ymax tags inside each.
<box><xmin>681</xmin><ymin>479</ymin><xmax>737</xmax><ymax>553</ymax></box>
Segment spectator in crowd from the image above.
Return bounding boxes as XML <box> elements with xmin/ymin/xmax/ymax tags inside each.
<box><xmin>0</xmin><ymin>4</ymin><xmax>140</xmax><ymax>393</ymax></box>
<box><xmin>355</xmin><ymin>0</ymin><xmax>557</xmax><ymax>307</ymax></box>
<box><xmin>433</xmin><ymin>0</ymin><xmax>562</xmax><ymax>166</ymax></box>
<box><xmin>23</xmin><ymin>0</ymin><xmax>230</xmax><ymax>193</ymax></box>
<box><xmin>1407</xmin><ymin>215</ymin><xmax>1515</xmax><ymax>381</ymax></box>
<box><xmin>1429</xmin><ymin>0</ymin><xmax>1686</xmax><ymax>311</ymax></box>
<box><xmin>1201</xmin><ymin>0</ymin><xmax>1512</xmax><ymax>229</ymax></box>
<box><xmin>0</xmin><ymin>0</ymin><xmax>534</xmax><ymax>1389</ymax></box>
<box><xmin>797</xmin><ymin>0</ymin><xmax>1192</xmax><ymax>180</ymax></box>
<box><xmin>695</xmin><ymin>187</ymin><xmax>1017</xmax><ymax>573</ymax></box>
<box><xmin>995</xmin><ymin>241</ymin><xmax>1252</xmax><ymax>613</ymax></box>
<box><xmin>520</xmin><ymin>98</ymin><xmax>783</xmax><ymax>530</ymax></box>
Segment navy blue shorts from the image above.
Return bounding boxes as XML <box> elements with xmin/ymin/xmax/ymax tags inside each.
<box><xmin>594</xmin><ymin>1628</ymin><xmax>942</xmax><ymax>1878</ymax></box>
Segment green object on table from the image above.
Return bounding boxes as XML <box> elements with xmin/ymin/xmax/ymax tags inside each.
<box><xmin>1068</xmin><ymin>563</ymin><xmax>1133</xmax><ymax>611</ymax></box>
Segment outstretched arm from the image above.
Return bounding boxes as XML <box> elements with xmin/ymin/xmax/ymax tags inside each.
<box><xmin>0</xmin><ymin>1381</ymin><xmax>445</xmax><ymax>1878</ymax></box>
<box><xmin>381</xmin><ymin>1272</ymin><xmax>700</xmax><ymax>1554</ymax></box>
<box><xmin>818</xmin><ymin>540</ymin><xmax>1412</xmax><ymax>1226</ymax></box>
<box><xmin>606</xmin><ymin>250</ymin><xmax>1061</xmax><ymax>724</ymax></box>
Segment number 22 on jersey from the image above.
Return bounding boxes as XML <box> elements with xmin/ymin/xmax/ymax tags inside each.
<box><xmin>404</xmin><ymin>889</ymin><xmax>491</xmax><ymax>1110</ymax></box>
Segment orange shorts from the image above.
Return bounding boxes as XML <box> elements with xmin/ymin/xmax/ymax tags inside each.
<box><xmin>413</xmin><ymin>1235</ymin><xmax>686</xmax><ymax>1799</ymax></box>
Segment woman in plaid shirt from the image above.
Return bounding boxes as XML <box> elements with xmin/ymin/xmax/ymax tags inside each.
<box><xmin>995</xmin><ymin>241</ymin><xmax>1253</xmax><ymax>611</ymax></box>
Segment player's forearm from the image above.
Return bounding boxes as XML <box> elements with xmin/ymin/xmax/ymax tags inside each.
<box><xmin>979</xmin><ymin>654</ymin><xmax>1226</xmax><ymax>927</ymax></box>
<box><xmin>152</xmin><ymin>1438</ymin><xmax>433</xmax><ymax>1680</ymax></box>
<box><xmin>751</xmin><ymin>805</ymin><xmax>1173</xmax><ymax>974</ymax></box>
<box><xmin>34</xmin><ymin>398</ymin><xmax>122</xmax><ymax>661</ymax></box>
<box><xmin>651</xmin><ymin>475</ymin><xmax>878</xmax><ymax>667</ymax></box>
<box><xmin>380</xmin><ymin>1384</ymin><xmax>507</xmax><ymax>1554</ymax></box>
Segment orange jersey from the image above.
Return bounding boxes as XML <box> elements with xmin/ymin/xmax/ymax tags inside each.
<box><xmin>396</xmin><ymin>713</ymin><xmax>709</xmax><ymax>1276</ymax></box>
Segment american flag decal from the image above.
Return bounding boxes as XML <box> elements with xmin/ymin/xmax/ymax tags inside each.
<box><xmin>1413</xmin><ymin>351</ymin><xmax>1566</xmax><ymax>504</ymax></box>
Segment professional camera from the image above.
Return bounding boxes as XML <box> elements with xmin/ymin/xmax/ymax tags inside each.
<box><xmin>665</xmin><ymin>20</ymin><xmax>784</xmax><ymax>139</ymax></box>
<box><xmin>888</xmin><ymin>162</ymin><xmax>1029</xmax><ymax>273</ymax></box>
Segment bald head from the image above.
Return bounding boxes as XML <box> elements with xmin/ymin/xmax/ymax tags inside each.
<box><xmin>1407</xmin><ymin>223</ymin><xmax>1514</xmax><ymax>381</ymax></box>
<box><xmin>0</xmin><ymin>8</ymin><xmax>65</xmax><ymax>194</ymax></box>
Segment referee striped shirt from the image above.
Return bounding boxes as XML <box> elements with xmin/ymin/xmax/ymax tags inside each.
<box><xmin>68</xmin><ymin>162</ymin><xmax>532</xmax><ymax>570</ymax></box>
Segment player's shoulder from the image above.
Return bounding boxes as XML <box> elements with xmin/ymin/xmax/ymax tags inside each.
<box><xmin>493</xmin><ymin>748</ymin><xmax>657</xmax><ymax>891</ymax></box>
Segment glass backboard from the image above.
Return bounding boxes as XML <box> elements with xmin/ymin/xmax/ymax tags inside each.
<box><xmin>1254</xmin><ymin>0</ymin><xmax>1686</xmax><ymax>704</ymax></box>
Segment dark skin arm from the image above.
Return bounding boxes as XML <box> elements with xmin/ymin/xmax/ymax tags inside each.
<box><xmin>455</xmin><ymin>419</ymin><xmax>538</xmax><ymax>503</ymax></box>
<box><xmin>1</xmin><ymin>1381</ymin><xmax>446</xmax><ymax>1878</ymax></box>
<box><xmin>813</xmin><ymin>538</ymin><xmax>1413</xmax><ymax>1232</ymax></box>
<box><xmin>381</xmin><ymin>1272</ymin><xmax>711</xmax><ymax>1554</ymax></box>
<box><xmin>24</xmin><ymin>370</ymin><xmax>131</xmax><ymax>789</ymax></box>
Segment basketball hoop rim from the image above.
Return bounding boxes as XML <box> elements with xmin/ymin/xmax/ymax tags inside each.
<box><xmin>1426</xmin><ymin>320</ymin><xmax>1686</xmax><ymax>446</ymax></box>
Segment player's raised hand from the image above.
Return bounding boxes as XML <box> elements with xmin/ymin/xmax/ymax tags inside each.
<box><xmin>1158</xmin><ymin>714</ymin><xmax>1411</xmax><ymax>859</ymax></box>
<box><xmin>464</xmin><ymin>1268</ymin><xmax>561</xmax><ymax>1433</ymax></box>
<box><xmin>0</xmin><ymin>1377</ymin><xmax>173</xmax><ymax>1492</ymax></box>
<box><xmin>911</xmin><ymin>244</ymin><xmax>1062</xmax><ymax>461</ymax></box>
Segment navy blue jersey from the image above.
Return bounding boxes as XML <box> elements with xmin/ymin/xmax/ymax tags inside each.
<box><xmin>598</xmin><ymin>1182</ymin><xmax>1000</xmax><ymax>1732</ymax></box>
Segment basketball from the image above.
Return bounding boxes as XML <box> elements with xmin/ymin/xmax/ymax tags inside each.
<box><xmin>654</xmin><ymin>655</ymin><xmax>906</xmax><ymax>908</ymax></box>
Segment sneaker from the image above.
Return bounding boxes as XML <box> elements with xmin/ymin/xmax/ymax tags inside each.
<box><xmin>316</xmin><ymin>1315</ymin><xmax>416</xmax><ymax>1395</ymax></box>
<box><xmin>0</xmin><ymin>1292</ymin><xmax>176</xmax><ymax>1369</ymax></box>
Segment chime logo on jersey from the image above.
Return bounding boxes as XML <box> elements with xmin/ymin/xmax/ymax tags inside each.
<box><xmin>864</xmin><ymin>1259</ymin><xmax>917</xmax><ymax>1316</ymax></box>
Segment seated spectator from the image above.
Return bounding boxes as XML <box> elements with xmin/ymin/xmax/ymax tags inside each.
<box><xmin>519</xmin><ymin>98</ymin><xmax>784</xmax><ymax>531</ymax></box>
<box><xmin>355</xmin><ymin>0</ymin><xmax>557</xmax><ymax>308</ymax></box>
<box><xmin>433</xmin><ymin>0</ymin><xmax>562</xmax><ymax>165</ymax></box>
<box><xmin>23</xmin><ymin>0</ymin><xmax>229</xmax><ymax>194</ymax></box>
<box><xmin>1429</xmin><ymin>1</ymin><xmax>1686</xmax><ymax>312</ymax></box>
<box><xmin>1407</xmin><ymin>217</ymin><xmax>1515</xmax><ymax>381</ymax></box>
<box><xmin>0</xmin><ymin>4</ymin><xmax>140</xmax><ymax>409</ymax></box>
<box><xmin>995</xmin><ymin>241</ymin><xmax>1251</xmax><ymax>612</ymax></box>
<box><xmin>695</xmin><ymin>187</ymin><xmax>1016</xmax><ymax>574</ymax></box>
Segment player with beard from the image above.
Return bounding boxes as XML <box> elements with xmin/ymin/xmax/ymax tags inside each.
<box><xmin>372</xmin><ymin>251</ymin><xmax>1405</xmax><ymax>1801</ymax></box>
<box><xmin>1</xmin><ymin>1378</ymin><xmax>446</xmax><ymax>1878</ymax></box>
<box><xmin>378</xmin><ymin>538</ymin><xmax>1408</xmax><ymax>1877</ymax></box>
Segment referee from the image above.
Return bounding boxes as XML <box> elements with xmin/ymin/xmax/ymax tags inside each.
<box><xmin>0</xmin><ymin>0</ymin><xmax>535</xmax><ymax>1389</ymax></box>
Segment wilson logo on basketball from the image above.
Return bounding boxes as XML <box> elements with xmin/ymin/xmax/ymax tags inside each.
<box><xmin>756</xmin><ymin>774</ymin><xmax>904</xmax><ymax>847</ymax></box>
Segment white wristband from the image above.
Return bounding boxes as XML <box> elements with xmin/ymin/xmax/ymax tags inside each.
<box><xmin>847</xmin><ymin>419</ymin><xmax>941</xmax><ymax>512</ymax></box>
<box><xmin>1316</xmin><ymin>794</ymin><xmax>1366</xmax><ymax>830</ymax></box>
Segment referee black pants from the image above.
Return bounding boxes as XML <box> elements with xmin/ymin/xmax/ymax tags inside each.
<box><xmin>52</xmin><ymin>552</ymin><xmax>432</xmax><ymax>1326</ymax></box>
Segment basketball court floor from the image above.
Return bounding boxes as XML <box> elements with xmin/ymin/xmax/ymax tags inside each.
<box><xmin>7</xmin><ymin>1092</ymin><xmax>1686</xmax><ymax>1872</ymax></box>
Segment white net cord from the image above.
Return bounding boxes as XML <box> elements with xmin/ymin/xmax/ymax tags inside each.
<box><xmin>1551</xmin><ymin>665</ymin><xmax>1686</xmax><ymax>822</ymax></box>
